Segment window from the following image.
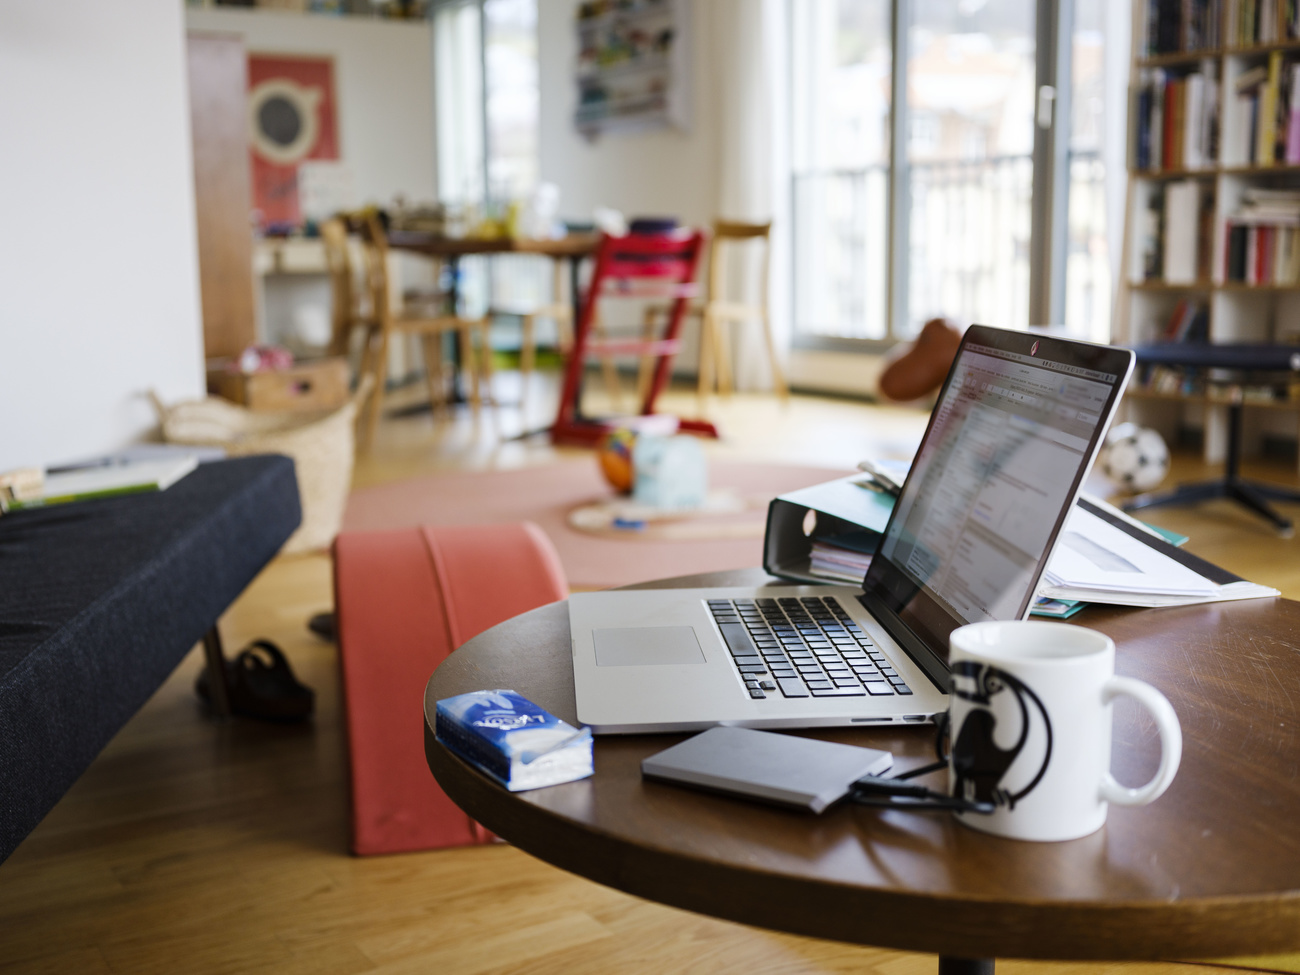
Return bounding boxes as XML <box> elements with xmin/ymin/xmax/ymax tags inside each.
<box><xmin>1063</xmin><ymin>2</ymin><xmax>1111</xmax><ymax>341</ymax></box>
<box><xmin>790</xmin><ymin>0</ymin><xmax>892</xmax><ymax>341</ymax></box>
<box><xmin>433</xmin><ymin>0</ymin><xmax>543</xmax><ymax>315</ymax></box>
<box><xmin>434</xmin><ymin>1</ymin><xmax>486</xmax><ymax>204</ymax></box>
<box><xmin>789</xmin><ymin>0</ymin><xmax>1112</xmax><ymax>347</ymax></box>
<box><xmin>484</xmin><ymin>0</ymin><xmax>539</xmax><ymax>200</ymax></box>
<box><xmin>434</xmin><ymin>0</ymin><xmax>539</xmax><ymax>204</ymax></box>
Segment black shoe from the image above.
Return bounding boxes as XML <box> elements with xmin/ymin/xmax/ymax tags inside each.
<box><xmin>196</xmin><ymin>640</ymin><xmax>314</xmax><ymax>721</ymax></box>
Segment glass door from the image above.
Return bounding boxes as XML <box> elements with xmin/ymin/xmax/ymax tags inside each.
<box><xmin>788</xmin><ymin>0</ymin><xmax>1114</xmax><ymax>346</ymax></box>
<box><xmin>790</xmin><ymin>0</ymin><xmax>893</xmax><ymax>342</ymax></box>
<box><xmin>905</xmin><ymin>0</ymin><xmax>1037</xmax><ymax>338</ymax></box>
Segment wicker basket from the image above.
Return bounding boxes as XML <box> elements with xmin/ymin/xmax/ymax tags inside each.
<box><xmin>152</xmin><ymin>378</ymin><xmax>370</xmax><ymax>554</ymax></box>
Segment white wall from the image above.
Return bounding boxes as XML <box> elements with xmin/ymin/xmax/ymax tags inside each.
<box><xmin>0</xmin><ymin>0</ymin><xmax>206</xmax><ymax>471</ymax></box>
<box><xmin>537</xmin><ymin>0</ymin><xmax>720</xmax><ymax>361</ymax></box>
<box><xmin>537</xmin><ymin>0</ymin><xmax>719</xmax><ymax>234</ymax></box>
<box><xmin>185</xmin><ymin>8</ymin><xmax>438</xmax><ymax>207</ymax></box>
<box><xmin>535</xmin><ymin>0</ymin><xmax>824</xmax><ymax>389</ymax></box>
<box><xmin>185</xmin><ymin>9</ymin><xmax>438</xmax><ymax>352</ymax></box>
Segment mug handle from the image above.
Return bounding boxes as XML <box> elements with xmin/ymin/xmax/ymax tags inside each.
<box><xmin>1099</xmin><ymin>676</ymin><xmax>1183</xmax><ymax>806</ymax></box>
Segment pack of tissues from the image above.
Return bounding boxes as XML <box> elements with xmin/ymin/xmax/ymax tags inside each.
<box><xmin>435</xmin><ymin>689</ymin><xmax>594</xmax><ymax>791</ymax></box>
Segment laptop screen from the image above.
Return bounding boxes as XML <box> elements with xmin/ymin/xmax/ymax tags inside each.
<box><xmin>863</xmin><ymin>326</ymin><xmax>1133</xmax><ymax>666</ymax></box>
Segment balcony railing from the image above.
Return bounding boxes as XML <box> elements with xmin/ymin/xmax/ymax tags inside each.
<box><xmin>792</xmin><ymin>151</ymin><xmax>1108</xmax><ymax>343</ymax></box>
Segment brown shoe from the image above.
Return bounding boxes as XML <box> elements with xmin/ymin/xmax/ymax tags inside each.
<box><xmin>878</xmin><ymin>318</ymin><xmax>965</xmax><ymax>402</ymax></box>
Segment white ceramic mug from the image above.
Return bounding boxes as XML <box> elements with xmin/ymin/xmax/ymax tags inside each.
<box><xmin>946</xmin><ymin>620</ymin><xmax>1182</xmax><ymax>842</ymax></box>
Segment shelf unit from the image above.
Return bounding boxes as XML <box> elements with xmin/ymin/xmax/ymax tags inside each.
<box><xmin>1117</xmin><ymin>0</ymin><xmax>1300</xmax><ymax>470</ymax></box>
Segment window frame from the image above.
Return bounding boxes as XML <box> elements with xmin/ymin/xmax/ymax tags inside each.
<box><xmin>787</xmin><ymin>0</ymin><xmax>1079</xmax><ymax>353</ymax></box>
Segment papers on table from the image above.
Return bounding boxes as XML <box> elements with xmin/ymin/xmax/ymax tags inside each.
<box><xmin>1039</xmin><ymin>496</ymin><xmax>1279</xmax><ymax>607</ymax></box>
<box><xmin>842</xmin><ymin>459</ymin><xmax>1279</xmax><ymax>609</ymax></box>
<box><xmin>1046</xmin><ymin>505</ymin><xmax>1218</xmax><ymax>596</ymax></box>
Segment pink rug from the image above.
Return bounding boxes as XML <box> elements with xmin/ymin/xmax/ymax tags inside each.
<box><xmin>343</xmin><ymin>459</ymin><xmax>851</xmax><ymax>589</ymax></box>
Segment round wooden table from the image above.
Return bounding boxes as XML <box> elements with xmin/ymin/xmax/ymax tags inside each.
<box><xmin>424</xmin><ymin>569</ymin><xmax>1300</xmax><ymax>968</ymax></box>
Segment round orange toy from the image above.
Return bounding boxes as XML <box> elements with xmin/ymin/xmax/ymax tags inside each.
<box><xmin>598</xmin><ymin>427</ymin><xmax>638</xmax><ymax>494</ymax></box>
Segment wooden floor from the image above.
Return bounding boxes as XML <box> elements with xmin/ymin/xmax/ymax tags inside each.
<box><xmin>3</xmin><ymin>374</ymin><xmax>1298</xmax><ymax>975</ymax></box>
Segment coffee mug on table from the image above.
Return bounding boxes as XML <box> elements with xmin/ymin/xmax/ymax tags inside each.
<box><xmin>947</xmin><ymin>620</ymin><xmax>1182</xmax><ymax>842</ymax></box>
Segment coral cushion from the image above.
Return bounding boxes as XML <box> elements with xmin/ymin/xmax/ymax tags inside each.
<box><xmin>333</xmin><ymin>522</ymin><xmax>568</xmax><ymax>855</ymax></box>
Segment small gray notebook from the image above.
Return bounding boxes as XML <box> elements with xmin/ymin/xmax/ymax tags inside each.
<box><xmin>641</xmin><ymin>726</ymin><xmax>893</xmax><ymax>813</ymax></box>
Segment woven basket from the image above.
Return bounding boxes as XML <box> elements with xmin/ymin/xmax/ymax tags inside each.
<box><xmin>152</xmin><ymin>377</ymin><xmax>370</xmax><ymax>554</ymax></box>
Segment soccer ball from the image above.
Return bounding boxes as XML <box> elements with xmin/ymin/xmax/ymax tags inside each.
<box><xmin>598</xmin><ymin>427</ymin><xmax>638</xmax><ymax>494</ymax></box>
<box><xmin>1100</xmin><ymin>423</ymin><xmax>1169</xmax><ymax>493</ymax></box>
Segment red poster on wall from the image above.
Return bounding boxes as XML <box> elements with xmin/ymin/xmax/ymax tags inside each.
<box><xmin>247</xmin><ymin>55</ymin><xmax>339</xmax><ymax>231</ymax></box>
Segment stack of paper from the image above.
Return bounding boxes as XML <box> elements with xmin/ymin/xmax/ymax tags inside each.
<box><xmin>1</xmin><ymin>456</ymin><xmax>198</xmax><ymax>512</ymax></box>
<box><xmin>808</xmin><ymin>541</ymin><xmax>871</xmax><ymax>584</ymax></box>
<box><xmin>1040</xmin><ymin>500</ymin><xmax>1278</xmax><ymax>607</ymax></box>
<box><xmin>848</xmin><ymin>457</ymin><xmax>1278</xmax><ymax>610</ymax></box>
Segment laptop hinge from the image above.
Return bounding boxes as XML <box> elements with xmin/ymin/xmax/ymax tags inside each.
<box><xmin>856</xmin><ymin>590</ymin><xmax>950</xmax><ymax>693</ymax></box>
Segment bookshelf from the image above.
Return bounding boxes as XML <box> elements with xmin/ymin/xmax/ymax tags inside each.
<box><xmin>1118</xmin><ymin>0</ymin><xmax>1300</xmax><ymax>471</ymax></box>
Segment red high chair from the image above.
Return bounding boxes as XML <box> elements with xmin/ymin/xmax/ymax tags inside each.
<box><xmin>551</xmin><ymin>229</ymin><xmax>719</xmax><ymax>446</ymax></box>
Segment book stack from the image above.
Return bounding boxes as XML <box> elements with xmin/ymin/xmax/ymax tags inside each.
<box><xmin>808</xmin><ymin>538</ymin><xmax>872</xmax><ymax>584</ymax></box>
<box><xmin>1225</xmin><ymin>0</ymin><xmax>1300</xmax><ymax>46</ymax></box>
<box><xmin>1224</xmin><ymin>187</ymin><xmax>1300</xmax><ymax>283</ymax></box>
<box><xmin>0</xmin><ymin>456</ymin><xmax>198</xmax><ymax>514</ymax></box>
<box><xmin>1143</xmin><ymin>0</ymin><xmax>1223</xmax><ymax>55</ymax></box>
<box><xmin>1134</xmin><ymin>64</ymin><xmax>1220</xmax><ymax>171</ymax></box>
<box><xmin>1229</xmin><ymin>53</ymin><xmax>1300</xmax><ymax>167</ymax></box>
<box><xmin>1138</xmin><ymin>180</ymin><xmax>1214</xmax><ymax>283</ymax></box>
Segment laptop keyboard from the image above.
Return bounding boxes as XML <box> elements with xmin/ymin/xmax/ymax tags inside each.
<box><xmin>707</xmin><ymin>596</ymin><xmax>912</xmax><ymax>701</ymax></box>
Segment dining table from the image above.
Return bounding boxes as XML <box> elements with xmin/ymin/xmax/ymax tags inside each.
<box><xmin>385</xmin><ymin>229</ymin><xmax>601</xmax><ymax>325</ymax></box>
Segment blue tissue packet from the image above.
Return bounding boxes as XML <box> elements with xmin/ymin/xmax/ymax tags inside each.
<box><xmin>435</xmin><ymin>689</ymin><xmax>593</xmax><ymax>792</ymax></box>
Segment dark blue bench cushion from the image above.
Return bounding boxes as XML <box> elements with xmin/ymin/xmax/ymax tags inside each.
<box><xmin>0</xmin><ymin>455</ymin><xmax>301</xmax><ymax>862</ymax></box>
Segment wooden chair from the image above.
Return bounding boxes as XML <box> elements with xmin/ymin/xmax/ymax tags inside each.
<box><xmin>552</xmin><ymin>230</ymin><xmax>716</xmax><ymax>446</ymax></box>
<box><xmin>486</xmin><ymin>256</ymin><xmax>575</xmax><ymax>396</ymax></box>
<box><xmin>354</xmin><ymin>212</ymin><xmax>493</xmax><ymax>448</ymax></box>
<box><xmin>321</xmin><ymin>217</ymin><xmax>374</xmax><ymax>360</ymax></box>
<box><xmin>643</xmin><ymin>219</ymin><xmax>788</xmax><ymax>410</ymax></box>
<box><xmin>487</xmin><ymin>258</ymin><xmax>630</xmax><ymax>410</ymax></box>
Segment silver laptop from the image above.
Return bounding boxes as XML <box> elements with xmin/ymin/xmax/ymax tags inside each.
<box><xmin>569</xmin><ymin>326</ymin><xmax>1135</xmax><ymax>734</ymax></box>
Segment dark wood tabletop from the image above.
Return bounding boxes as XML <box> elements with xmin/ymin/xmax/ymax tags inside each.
<box><xmin>386</xmin><ymin>230</ymin><xmax>600</xmax><ymax>259</ymax></box>
<box><xmin>423</xmin><ymin>568</ymin><xmax>1300</xmax><ymax>962</ymax></box>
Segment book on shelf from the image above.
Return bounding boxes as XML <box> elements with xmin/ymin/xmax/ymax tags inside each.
<box><xmin>1223</xmin><ymin>186</ymin><xmax>1300</xmax><ymax>283</ymax></box>
<box><xmin>1138</xmin><ymin>184</ymin><xmax>1165</xmax><ymax>279</ymax></box>
<box><xmin>1224</xmin><ymin>221</ymin><xmax>1300</xmax><ymax>281</ymax></box>
<box><xmin>1260</xmin><ymin>50</ymin><xmax>1284</xmax><ymax>165</ymax></box>
<box><xmin>1133</xmin><ymin>63</ymin><xmax>1219</xmax><ymax>171</ymax></box>
<box><xmin>1228</xmin><ymin>52</ymin><xmax>1300</xmax><ymax>166</ymax></box>
<box><xmin>1287</xmin><ymin>61</ymin><xmax>1300</xmax><ymax>160</ymax></box>
<box><xmin>1137</xmin><ymin>179</ymin><xmax>1212</xmax><ymax>284</ymax></box>
<box><xmin>1143</xmin><ymin>0</ymin><xmax>1223</xmax><ymax>55</ymax></box>
<box><xmin>1226</xmin><ymin>0</ymin><xmax>1300</xmax><ymax>46</ymax></box>
<box><xmin>1164</xmin><ymin>179</ymin><xmax>1205</xmax><ymax>281</ymax></box>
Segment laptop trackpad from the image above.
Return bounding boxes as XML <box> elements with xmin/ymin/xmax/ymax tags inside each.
<box><xmin>593</xmin><ymin>626</ymin><xmax>706</xmax><ymax>666</ymax></box>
